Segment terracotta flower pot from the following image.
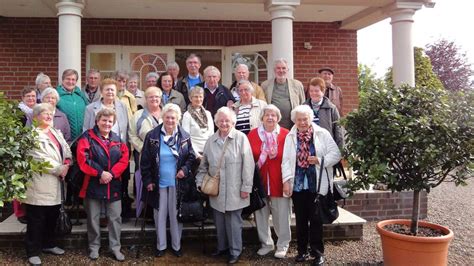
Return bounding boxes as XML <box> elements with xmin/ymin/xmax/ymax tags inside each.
<box><xmin>376</xmin><ymin>219</ymin><xmax>454</xmax><ymax>266</ymax></box>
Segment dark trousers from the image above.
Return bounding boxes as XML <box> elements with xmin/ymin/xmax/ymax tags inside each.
<box><xmin>292</xmin><ymin>190</ymin><xmax>324</xmax><ymax>256</ymax></box>
<box><xmin>25</xmin><ymin>204</ymin><xmax>60</xmax><ymax>257</ymax></box>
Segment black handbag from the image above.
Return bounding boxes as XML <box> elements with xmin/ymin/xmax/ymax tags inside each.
<box><xmin>313</xmin><ymin>157</ymin><xmax>339</xmax><ymax>224</ymax></box>
<box><xmin>242</xmin><ymin>164</ymin><xmax>266</xmax><ymax>219</ymax></box>
<box><xmin>55</xmin><ymin>180</ymin><xmax>72</xmax><ymax>236</ymax></box>
<box><xmin>177</xmin><ymin>199</ymin><xmax>205</xmax><ymax>223</ymax></box>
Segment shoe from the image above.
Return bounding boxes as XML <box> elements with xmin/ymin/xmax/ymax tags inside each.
<box><xmin>42</xmin><ymin>247</ymin><xmax>65</xmax><ymax>255</ymax></box>
<box><xmin>312</xmin><ymin>255</ymin><xmax>325</xmax><ymax>265</ymax></box>
<box><xmin>28</xmin><ymin>256</ymin><xmax>41</xmax><ymax>265</ymax></box>
<box><xmin>89</xmin><ymin>250</ymin><xmax>99</xmax><ymax>260</ymax></box>
<box><xmin>257</xmin><ymin>246</ymin><xmax>274</xmax><ymax>256</ymax></box>
<box><xmin>155</xmin><ymin>249</ymin><xmax>166</xmax><ymax>257</ymax></box>
<box><xmin>274</xmin><ymin>247</ymin><xmax>288</xmax><ymax>259</ymax></box>
<box><xmin>99</xmin><ymin>217</ymin><xmax>108</xmax><ymax>228</ymax></box>
<box><xmin>18</xmin><ymin>217</ymin><xmax>28</xmax><ymax>224</ymax></box>
<box><xmin>295</xmin><ymin>253</ymin><xmax>309</xmax><ymax>262</ymax></box>
<box><xmin>228</xmin><ymin>255</ymin><xmax>240</xmax><ymax>264</ymax></box>
<box><xmin>171</xmin><ymin>248</ymin><xmax>182</xmax><ymax>257</ymax></box>
<box><xmin>112</xmin><ymin>250</ymin><xmax>125</xmax><ymax>261</ymax></box>
<box><xmin>211</xmin><ymin>249</ymin><xmax>229</xmax><ymax>257</ymax></box>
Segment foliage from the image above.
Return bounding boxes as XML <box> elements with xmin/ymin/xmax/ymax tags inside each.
<box><xmin>384</xmin><ymin>47</ymin><xmax>444</xmax><ymax>90</ymax></box>
<box><xmin>358</xmin><ymin>64</ymin><xmax>385</xmax><ymax>96</ymax></box>
<box><xmin>0</xmin><ymin>92</ymin><xmax>50</xmax><ymax>207</ymax></box>
<box><xmin>343</xmin><ymin>85</ymin><xmax>473</xmax><ymax>234</ymax></box>
<box><xmin>425</xmin><ymin>38</ymin><xmax>473</xmax><ymax>91</ymax></box>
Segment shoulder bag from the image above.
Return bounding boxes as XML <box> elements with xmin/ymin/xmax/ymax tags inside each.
<box><xmin>313</xmin><ymin>157</ymin><xmax>339</xmax><ymax>224</ymax></box>
<box><xmin>242</xmin><ymin>163</ymin><xmax>266</xmax><ymax>219</ymax></box>
<box><xmin>200</xmin><ymin>139</ymin><xmax>230</xmax><ymax>196</ymax></box>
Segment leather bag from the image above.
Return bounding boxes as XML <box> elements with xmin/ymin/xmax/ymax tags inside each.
<box><xmin>55</xmin><ymin>181</ymin><xmax>72</xmax><ymax>236</ymax></box>
<box><xmin>200</xmin><ymin>139</ymin><xmax>230</xmax><ymax>197</ymax></box>
<box><xmin>242</xmin><ymin>164</ymin><xmax>266</xmax><ymax>218</ymax></box>
<box><xmin>177</xmin><ymin>199</ymin><xmax>205</xmax><ymax>223</ymax></box>
<box><xmin>313</xmin><ymin>157</ymin><xmax>339</xmax><ymax>224</ymax></box>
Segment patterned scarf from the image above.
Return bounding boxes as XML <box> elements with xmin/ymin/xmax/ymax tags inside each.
<box><xmin>257</xmin><ymin>125</ymin><xmax>279</xmax><ymax>168</ymax></box>
<box><xmin>297</xmin><ymin>126</ymin><xmax>313</xmax><ymax>168</ymax></box>
<box><xmin>187</xmin><ymin>105</ymin><xmax>208</xmax><ymax>129</ymax></box>
<box><xmin>161</xmin><ymin>129</ymin><xmax>179</xmax><ymax>158</ymax></box>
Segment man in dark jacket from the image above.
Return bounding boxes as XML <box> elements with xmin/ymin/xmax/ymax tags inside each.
<box><xmin>196</xmin><ymin>66</ymin><xmax>235</xmax><ymax>118</ymax></box>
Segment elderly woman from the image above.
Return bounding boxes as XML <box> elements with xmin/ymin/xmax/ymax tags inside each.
<box><xmin>77</xmin><ymin>108</ymin><xmax>129</xmax><ymax>261</ymax></box>
<box><xmin>18</xmin><ymin>87</ymin><xmax>37</xmax><ymax>125</ymax></box>
<box><xmin>35</xmin><ymin>72</ymin><xmax>52</xmax><ymax>103</ymax></box>
<box><xmin>196</xmin><ymin>107</ymin><xmax>254</xmax><ymax>264</ymax></box>
<box><xmin>304</xmin><ymin>77</ymin><xmax>344</xmax><ymax>149</ymax></box>
<box><xmin>40</xmin><ymin>87</ymin><xmax>71</xmax><ymax>143</ymax></box>
<box><xmin>157</xmin><ymin>72</ymin><xmax>186</xmax><ymax>113</ymax></box>
<box><xmin>282</xmin><ymin>105</ymin><xmax>341</xmax><ymax>265</ymax></box>
<box><xmin>140</xmin><ymin>103</ymin><xmax>195</xmax><ymax>258</ymax></box>
<box><xmin>181</xmin><ymin>86</ymin><xmax>214</xmax><ymax>155</ymax></box>
<box><xmin>56</xmin><ymin>69</ymin><xmax>89</xmax><ymax>141</ymax></box>
<box><xmin>232</xmin><ymin>80</ymin><xmax>267</xmax><ymax>135</ymax></box>
<box><xmin>145</xmin><ymin>72</ymin><xmax>159</xmax><ymax>88</ymax></box>
<box><xmin>127</xmin><ymin>73</ymin><xmax>145</xmax><ymax>110</ymax></box>
<box><xmin>24</xmin><ymin>103</ymin><xmax>72</xmax><ymax>265</ymax></box>
<box><xmin>114</xmin><ymin>70</ymin><xmax>137</xmax><ymax>119</ymax></box>
<box><xmin>247</xmin><ymin>104</ymin><xmax>291</xmax><ymax>259</ymax></box>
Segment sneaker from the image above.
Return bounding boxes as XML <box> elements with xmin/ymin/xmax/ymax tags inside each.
<box><xmin>112</xmin><ymin>250</ymin><xmax>125</xmax><ymax>261</ymax></box>
<box><xmin>89</xmin><ymin>250</ymin><xmax>99</xmax><ymax>260</ymax></box>
<box><xmin>42</xmin><ymin>247</ymin><xmax>65</xmax><ymax>255</ymax></box>
<box><xmin>274</xmin><ymin>247</ymin><xmax>288</xmax><ymax>259</ymax></box>
<box><xmin>28</xmin><ymin>256</ymin><xmax>41</xmax><ymax>265</ymax></box>
<box><xmin>257</xmin><ymin>246</ymin><xmax>274</xmax><ymax>256</ymax></box>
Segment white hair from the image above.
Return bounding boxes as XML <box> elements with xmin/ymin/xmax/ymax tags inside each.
<box><xmin>234</xmin><ymin>64</ymin><xmax>249</xmax><ymax>72</ymax></box>
<box><xmin>237</xmin><ymin>80</ymin><xmax>255</xmax><ymax>94</ymax></box>
<box><xmin>290</xmin><ymin>105</ymin><xmax>314</xmax><ymax>123</ymax></box>
<box><xmin>145</xmin><ymin>72</ymin><xmax>159</xmax><ymax>81</ymax></box>
<box><xmin>161</xmin><ymin>103</ymin><xmax>182</xmax><ymax>121</ymax></box>
<box><xmin>35</xmin><ymin>73</ymin><xmax>50</xmax><ymax>87</ymax></box>
<box><xmin>214</xmin><ymin>106</ymin><xmax>237</xmax><ymax>125</ymax></box>
<box><xmin>166</xmin><ymin>61</ymin><xmax>180</xmax><ymax>71</ymax></box>
<box><xmin>273</xmin><ymin>58</ymin><xmax>289</xmax><ymax>69</ymax></box>
<box><xmin>260</xmin><ymin>104</ymin><xmax>282</xmax><ymax>123</ymax></box>
<box><xmin>203</xmin><ymin>66</ymin><xmax>221</xmax><ymax>78</ymax></box>
<box><xmin>40</xmin><ymin>87</ymin><xmax>59</xmax><ymax>102</ymax></box>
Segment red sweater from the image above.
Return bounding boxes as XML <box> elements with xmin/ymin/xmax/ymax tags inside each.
<box><xmin>247</xmin><ymin>127</ymin><xmax>289</xmax><ymax>197</ymax></box>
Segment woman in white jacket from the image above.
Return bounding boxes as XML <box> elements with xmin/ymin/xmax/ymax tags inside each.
<box><xmin>281</xmin><ymin>105</ymin><xmax>341</xmax><ymax>265</ymax></box>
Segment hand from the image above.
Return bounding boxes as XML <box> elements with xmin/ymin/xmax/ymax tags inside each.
<box><xmin>176</xmin><ymin>170</ymin><xmax>185</xmax><ymax>179</ymax></box>
<box><xmin>59</xmin><ymin>164</ymin><xmax>69</xmax><ymax>178</ymax></box>
<box><xmin>283</xmin><ymin>181</ymin><xmax>293</xmax><ymax>197</ymax></box>
<box><xmin>100</xmin><ymin>171</ymin><xmax>113</xmax><ymax>184</ymax></box>
<box><xmin>308</xmin><ymin>156</ymin><xmax>319</xmax><ymax>165</ymax></box>
<box><xmin>226</xmin><ymin>100</ymin><xmax>234</xmax><ymax>108</ymax></box>
<box><xmin>147</xmin><ymin>183</ymin><xmax>155</xmax><ymax>191</ymax></box>
<box><xmin>240</xmin><ymin>191</ymin><xmax>249</xmax><ymax>199</ymax></box>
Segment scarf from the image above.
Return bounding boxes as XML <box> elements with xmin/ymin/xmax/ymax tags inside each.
<box><xmin>161</xmin><ymin>128</ymin><xmax>179</xmax><ymax>158</ymax></box>
<box><xmin>257</xmin><ymin>125</ymin><xmax>279</xmax><ymax>168</ymax></box>
<box><xmin>297</xmin><ymin>126</ymin><xmax>313</xmax><ymax>168</ymax></box>
<box><xmin>187</xmin><ymin>105</ymin><xmax>208</xmax><ymax>129</ymax></box>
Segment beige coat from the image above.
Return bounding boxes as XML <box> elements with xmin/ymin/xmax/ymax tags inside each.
<box><xmin>24</xmin><ymin>127</ymin><xmax>72</xmax><ymax>206</ymax></box>
<box><xmin>261</xmin><ymin>78</ymin><xmax>305</xmax><ymax>109</ymax></box>
<box><xmin>196</xmin><ymin>128</ymin><xmax>254</xmax><ymax>212</ymax></box>
<box><xmin>129</xmin><ymin>109</ymin><xmax>162</xmax><ymax>153</ymax></box>
<box><xmin>232</xmin><ymin>97</ymin><xmax>267</xmax><ymax>130</ymax></box>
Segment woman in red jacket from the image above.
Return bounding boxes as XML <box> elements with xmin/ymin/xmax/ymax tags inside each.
<box><xmin>76</xmin><ymin>108</ymin><xmax>129</xmax><ymax>261</ymax></box>
<box><xmin>247</xmin><ymin>104</ymin><xmax>291</xmax><ymax>259</ymax></box>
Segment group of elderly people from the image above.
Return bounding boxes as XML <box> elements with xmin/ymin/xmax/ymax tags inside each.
<box><xmin>20</xmin><ymin>55</ymin><xmax>343</xmax><ymax>265</ymax></box>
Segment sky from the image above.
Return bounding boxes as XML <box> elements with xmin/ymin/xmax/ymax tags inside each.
<box><xmin>357</xmin><ymin>0</ymin><xmax>474</xmax><ymax>77</ymax></box>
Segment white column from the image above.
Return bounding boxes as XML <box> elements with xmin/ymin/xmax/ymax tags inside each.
<box><xmin>56</xmin><ymin>1</ymin><xmax>84</xmax><ymax>87</ymax></box>
<box><xmin>265</xmin><ymin>0</ymin><xmax>300</xmax><ymax>79</ymax></box>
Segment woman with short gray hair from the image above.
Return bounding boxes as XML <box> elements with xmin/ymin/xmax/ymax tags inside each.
<box><xmin>35</xmin><ymin>73</ymin><xmax>52</xmax><ymax>103</ymax></box>
<box><xmin>232</xmin><ymin>80</ymin><xmax>267</xmax><ymax>135</ymax></box>
<box><xmin>41</xmin><ymin>87</ymin><xmax>71</xmax><ymax>143</ymax></box>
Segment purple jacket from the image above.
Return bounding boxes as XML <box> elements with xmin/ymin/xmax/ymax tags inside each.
<box><xmin>54</xmin><ymin>109</ymin><xmax>72</xmax><ymax>144</ymax></box>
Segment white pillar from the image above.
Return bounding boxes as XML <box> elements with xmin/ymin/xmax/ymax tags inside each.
<box><xmin>265</xmin><ymin>0</ymin><xmax>300</xmax><ymax>79</ymax></box>
<box><xmin>56</xmin><ymin>1</ymin><xmax>84</xmax><ymax>87</ymax></box>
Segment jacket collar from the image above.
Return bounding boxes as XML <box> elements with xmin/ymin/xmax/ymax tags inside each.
<box><xmin>212</xmin><ymin>127</ymin><xmax>237</xmax><ymax>142</ymax></box>
<box><xmin>288</xmin><ymin>123</ymin><xmax>325</xmax><ymax>137</ymax></box>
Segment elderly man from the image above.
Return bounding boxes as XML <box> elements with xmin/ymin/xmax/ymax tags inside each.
<box><xmin>261</xmin><ymin>59</ymin><xmax>305</xmax><ymax>129</ymax></box>
<box><xmin>196</xmin><ymin>66</ymin><xmax>234</xmax><ymax>118</ymax></box>
<box><xmin>319</xmin><ymin>67</ymin><xmax>343</xmax><ymax>115</ymax></box>
<box><xmin>176</xmin><ymin>54</ymin><xmax>204</xmax><ymax>105</ymax></box>
<box><xmin>35</xmin><ymin>73</ymin><xmax>52</xmax><ymax>103</ymax></box>
<box><xmin>82</xmin><ymin>69</ymin><xmax>101</xmax><ymax>103</ymax></box>
<box><xmin>145</xmin><ymin>72</ymin><xmax>159</xmax><ymax>88</ymax></box>
<box><xmin>229</xmin><ymin>64</ymin><xmax>266</xmax><ymax>102</ymax></box>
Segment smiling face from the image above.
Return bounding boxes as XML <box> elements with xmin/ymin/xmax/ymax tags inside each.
<box><xmin>127</xmin><ymin>78</ymin><xmax>139</xmax><ymax>95</ymax></box>
<box><xmin>216</xmin><ymin>113</ymin><xmax>234</xmax><ymax>136</ymax></box>
<box><xmin>163</xmin><ymin>111</ymin><xmax>178</xmax><ymax>133</ymax></box>
<box><xmin>101</xmin><ymin>84</ymin><xmax>117</xmax><ymax>103</ymax></box>
<box><xmin>186</xmin><ymin>56</ymin><xmax>201</xmax><ymax>76</ymax></box>
<box><xmin>146</xmin><ymin>91</ymin><xmax>161</xmax><ymax>110</ymax></box>
<box><xmin>167</xmin><ymin>66</ymin><xmax>179</xmax><ymax>80</ymax></box>
<box><xmin>160</xmin><ymin>74</ymin><xmax>173</xmax><ymax>93</ymax></box>
<box><xmin>62</xmin><ymin>74</ymin><xmax>77</xmax><ymax>92</ymax></box>
<box><xmin>36</xmin><ymin>109</ymin><xmax>54</xmax><ymax>128</ymax></box>
<box><xmin>295</xmin><ymin>112</ymin><xmax>311</xmax><ymax>132</ymax></box>
<box><xmin>87</xmin><ymin>73</ymin><xmax>100</xmax><ymax>89</ymax></box>
<box><xmin>320</xmin><ymin>70</ymin><xmax>333</xmax><ymax>85</ymax></box>
<box><xmin>42</xmin><ymin>93</ymin><xmax>58</xmax><ymax>107</ymax></box>
<box><xmin>262</xmin><ymin>109</ymin><xmax>278</xmax><ymax>131</ymax></box>
<box><xmin>308</xmin><ymin>85</ymin><xmax>324</xmax><ymax>102</ymax></box>
<box><xmin>23</xmin><ymin>91</ymin><xmax>37</xmax><ymax>108</ymax></box>
<box><xmin>190</xmin><ymin>93</ymin><xmax>204</xmax><ymax>108</ymax></box>
<box><xmin>97</xmin><ymin>115</ymin><xmax>115</xmax><ymax>137</ymax></box>
<box><xmin>274</xmin><ymin>62</ymin><xmax>288</xmax><ymax>81</ymax></box>
<box><xmin>238</xmin><ymin>83</ymin><xmax>252</xmax><ymax>103</ymax></box>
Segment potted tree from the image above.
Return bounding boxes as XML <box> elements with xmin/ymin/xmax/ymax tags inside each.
<box><xmin>0</xmin><ymin>92</ymin><xmax>49</xmax><ymax>208</ymax></box>
<box><xmin>343</xmin><ymin>84</ymin><xmax>473</xmax><ymax>265</ymax></box>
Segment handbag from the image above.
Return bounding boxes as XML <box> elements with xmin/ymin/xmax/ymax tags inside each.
<box><xmin>55</xmin><ymin>180</ymin><xmax>72</xmax><ymax>236</ymax></box>
<box><xmin>333</xmin><ymin>161</ymin><xmax>349</xmax><ymax>202</ymax></box>
<box><xmin>242</xmin><ymin>164</ymin><xmax>266</xmax><ymax>218</ymax></box>
<box><xmin>177</xmin><ymin>200</ymin><xmax>205</xmax><ymax>223</ymax></box>
<box><xmin>200</xmin><ymin>139</ymin><xmax>230</xmax><ymax>197</ymax></box>
<box><xmin>313</xmin><ymin>157</ymin><xmax>339</xmax><ymax>224</ymax></box>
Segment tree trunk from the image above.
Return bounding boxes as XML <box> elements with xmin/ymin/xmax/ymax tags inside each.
<box><xmin>410</xmin><ymin>190</ymin><xmax>421</xmax><ymax>235</ymax></box>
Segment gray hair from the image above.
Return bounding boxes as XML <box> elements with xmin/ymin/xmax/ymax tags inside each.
<box><xmin>186</xmin><ymin>53</ymin><xmax>201</xmax><ymax>64</ymax></box>
<box><xmin>87</xmin><ymin>69</ymin><xmax>100</xmax><ymax>76</ymax></box>
<box><xmin>113</xmin><ymin>70</ymin><xmax>129</xmax><ymax>80</ymax></box>
<box><xmin>128</xmin><ymin>72</ymin><xmax>139</xmax><ymax>81</ymax></box>
<box><xmin>35</xmin><ymin>73</ymin><xmax>50</xmax><ymax>87</ymax></box>
<box><xmin>145</xmin><ymin>72</ymin><xmax>159</xmax><ymax>81</ymax></box>
<box><xmin>161</xmin><ymin>103</ymin><xmax>182</xmax><ymax>121</ymax></box>
<box><xmin>188</xmin><ymin>86</ymin><xmax>205</xmax><ymax>100</ymax></box>
<box><xmin>203</xmin><ymin>66</ymin><xmax>221</xmax><ymax>78</ymax></box>
<box><xmin>33</xmin><ymin>103</ymin><xmax>54</xmax><ymax>118</ymax></box>
<box><xmin>273</xmin><ymin>58</ymin><xmax>289</xmax><ymax>69</ymax></box>
<box><xmin>214</xmin><ymin>106</ymin><xmax>236</xmax><ymax>125</ymax></box>
<box><xmin>40</xmin><ymin>87</ymin><xmax>59</xmax><ymax>103</ymax></box>
<box><xmin>237</xmin><ymin>80</ymin><xmax>255</xmax><ymax>94</ymax></box>
<box><xmin>234</xmin><ymin>64</ymin><xmax>249</xmax><ymax>73</ymax></box>
<box><xmin>166</xmin><ymin>61</ymin><xmax>180</xmax><ymax>71</ymax></box>
<box><xmin>290</xmin><ymin>105</ymin><xmax>314</xmax><ymax>123</ymax></box>
<box><xmin>260</xmin><ymin>104</ymin><xmax>282</xmax><ymax>123</ymax></box>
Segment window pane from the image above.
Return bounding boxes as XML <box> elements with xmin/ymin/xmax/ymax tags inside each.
<box><xmin>90</xmin><ymin>53</ymin><xmax>116</xmax><ymax>72</ymax></box>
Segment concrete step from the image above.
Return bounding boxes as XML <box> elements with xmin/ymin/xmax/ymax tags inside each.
<box><xmin>0</xmin><ymin>207</ymin><xmax>365</xmax><ymax>249</ymax></box>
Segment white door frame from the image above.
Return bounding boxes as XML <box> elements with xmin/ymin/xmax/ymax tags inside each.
<box><xmin>223</xmin><ymin>44</ymin><xmax>272</xmax><ymax>86</ymax></box>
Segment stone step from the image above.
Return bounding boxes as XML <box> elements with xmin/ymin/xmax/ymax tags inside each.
<box><xmin>0</xmin><ymin>207</ymin><xmax>365</xmax><ymax>249</ymax></box>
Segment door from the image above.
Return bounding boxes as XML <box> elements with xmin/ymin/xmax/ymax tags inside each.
<box><xmin>223</xmin><ymin>44</ymin><xmax>272</xmax><ymax>86</ymax></box>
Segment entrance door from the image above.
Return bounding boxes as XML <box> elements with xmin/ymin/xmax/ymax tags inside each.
<box><xmin>223</xmin><ymin>44</ymin><xmax>272</xmax><ymax>86</ymax></box>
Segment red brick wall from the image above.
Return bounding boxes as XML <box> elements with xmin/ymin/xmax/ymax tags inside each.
<box><xmin>0</xmin><ymin>17</ymin><xmax>358</xmax><ymax>114</ymax></box>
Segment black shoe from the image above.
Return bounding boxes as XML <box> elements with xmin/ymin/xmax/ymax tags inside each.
<box><xmin>171</xmin><ymin>248</ymin><xmax>182</xmax><ymax>257</ymax></box>
<box><xmin>18</xmin><ymin>217</ymin><xmax>27</xmax><ymax>224</ymax></box>
<box><xmin>228</xmin><ymin>255</ymin><xmax>240</xmax><ymax>264</ymax></box>
<box><xmin>295</xmin><ymin>253</ymin><xmax>309</xmax><ymax>262</ymax></box>
<box><xmin>211</xmin><ymin>249</ymin><xmax>229</xmax><ymax>257</ymax></box>
<box><xmin>155</xmin><ymin>249</ymin><xmax>166</xmax><ymax>257</ymax></box>
<box><xmin>312</xmin><ymin>255</ymin><xmax>325</xmax><ymax>265</ymax></box>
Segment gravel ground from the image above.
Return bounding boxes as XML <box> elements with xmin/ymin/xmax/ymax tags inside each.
<box><xmin>0</xmin><ymin>181</ymin><xmax>472</xmax><ymax>265</ymax></box>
